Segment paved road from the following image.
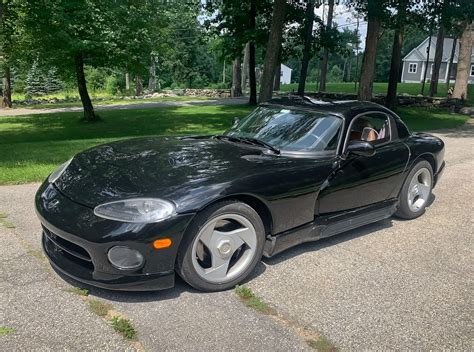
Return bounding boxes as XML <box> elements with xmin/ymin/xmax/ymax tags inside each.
<box><xmin>1</xmin><ymin>123</ymin><xmax>473</xmax><ymax>350</ymax></box>
<box><xmin>0</xmin><ymin>97</ymin><xmax>249</xmax><ymax>117</ymax></box>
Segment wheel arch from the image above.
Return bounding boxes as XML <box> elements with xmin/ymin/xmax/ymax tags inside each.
<box><xmin>198</xmin><ymin>194</ymin><xmax>274</xmax><ymax>236</ymax></box>
<box><xmin>417</xmin><ymin>153</ymin><xmax>436</xmax><ymax>174</ymax></box>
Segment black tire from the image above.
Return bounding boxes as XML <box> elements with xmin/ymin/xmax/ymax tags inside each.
<box><xmin>395</xmin><ymin>160</ymin><xmax>433</xmax><ymax>220</ymax></box>
<box><xmin>176</xmin><ymin>200</ymin><xmax>265</xmax><ymax>292</ymax></box>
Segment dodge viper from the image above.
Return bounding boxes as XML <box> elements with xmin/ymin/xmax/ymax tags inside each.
<box><xmin>35</xmin><ymin>96</ymin><xmax>445</xmax><ymax>292</ymax></box>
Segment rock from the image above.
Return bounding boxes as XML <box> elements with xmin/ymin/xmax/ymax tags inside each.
<box><xmin>459</xmin><ymin>106</ymin><xmax>474</xmax><ymax>115</ymax></box>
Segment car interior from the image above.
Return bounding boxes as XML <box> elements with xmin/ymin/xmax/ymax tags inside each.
<box><xmin>350</xmin><ymin>114</ymin><xmax>390</xmax><ymax>145</ymax></box>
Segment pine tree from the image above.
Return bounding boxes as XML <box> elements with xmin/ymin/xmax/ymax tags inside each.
<box><xmin>25</xmin><ymin>60</ymin><xmax>46</xmax><ymax>96</ymax></box>
<box><xmin>45</xmin><ymin>67</ymin><xmax>64</xmax><ymax>93</ymax></box>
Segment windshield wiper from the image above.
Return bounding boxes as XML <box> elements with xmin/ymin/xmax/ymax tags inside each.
<box><xmin>214</xmin><ymin>135</ymin><xmax>280</xmax><ymax>155</ymax></box>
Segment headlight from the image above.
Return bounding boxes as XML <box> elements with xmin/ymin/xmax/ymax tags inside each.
<box><xmin>107</xmin><ymin>246</ymin><xmax>144</xmax><ymax>270</ymax></box>
<box><xmin>94</xmin><ymin>198</ymin><xmax>175</xmax><ymax>223</ymax></box>
<box><xmin>48</xmin><ymin>158</ymin><xmax>73</xmax><ymax>183</ymax></box>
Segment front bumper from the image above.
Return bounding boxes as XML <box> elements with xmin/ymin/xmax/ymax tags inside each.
<box><xmin>36</xmin><ymin>181</ymin><xmax>194</xmax><ymax>291</ymax></box>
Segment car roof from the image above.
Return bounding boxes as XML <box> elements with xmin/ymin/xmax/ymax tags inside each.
<box><xmin>263</xmin><ymin>95</ymin><xmax>392</xmax><ymax>120</ymax></box>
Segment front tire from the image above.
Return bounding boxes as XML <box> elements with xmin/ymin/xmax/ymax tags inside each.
<box><xmin>176</xmin><ymin>201</ymin><xmax>265</xmax><ymax>292</ymax></box>
<box><xmin>395</xmin><ymin>160</ymin><xmax>433</xmax><ymax>219</ymax></box>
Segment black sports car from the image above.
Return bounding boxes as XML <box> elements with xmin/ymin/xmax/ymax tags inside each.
<box><xmin>35</xmin><ymin>97</ymin><xmax>445</xmax><ymax>292</ymax></box>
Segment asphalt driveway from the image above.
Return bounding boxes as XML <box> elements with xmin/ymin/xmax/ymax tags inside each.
<box><xmin>1</xmin><ymin>123</ymin><xmax>472</xmax><ymax>350</ymax></box>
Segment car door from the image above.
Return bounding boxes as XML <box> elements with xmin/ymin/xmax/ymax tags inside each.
<box><xmin>317</xmin><ymin>111</ymin><xmax>410</xmax><ymax>214</ymax></box>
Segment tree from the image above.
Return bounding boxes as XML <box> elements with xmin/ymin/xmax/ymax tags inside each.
<box><xmin>385</xmin><ymin>0</ymin><xmax>409</xmax><ymax>109</ymax></box>
<box><xmin>452</xmin><ymin>21</ymin><xmax>473</xmax><ymax>99</ymax></box>
<box><xmin>429</xmin><ymin>1</ymin><xmax>449</xmax><ymax>97</ymax></box>
<box><xmin>357</xmin><ymin>0</ymin><xmax>386</xmax><ymax>101</ymax></box>
<box><xmin>231</xmin><ymin>57</ymin><xmax>242</xmax><ymax>97</ymax></box>
<box><xmin>45</xmin><ymin>67</ymin><xmax>64</xmax><ymax>93</ymax></box>
<box><xmin>259</xmin><ymin>0</ymin><xmax>288</xmax><ymax>103</ymax></box>
<box><xmin>297</xmin><ymin>0</ymin><xmax>315</xmax><ymax>95</ymax></box>
<box><xmin>319</xmin><ymin>0</ymin><xmax>335</xmax><ymax>92</ymax></box>
<box><xmin>0</xmin><ymin>0</ymin><xmax>15</xmax><ymax>108</ymax></box>
<box><xmin>25</xmin><ymin>60</ymin><xmax>46</xmax><ymax>96</ymax></box>
<box><xmin>21</xmin><ymin>0</ymin><xmax>159</xmax><ymax>121</ymax></box>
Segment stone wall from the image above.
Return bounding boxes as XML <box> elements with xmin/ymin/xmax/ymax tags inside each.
<box><xmin>301</xmin><ymin>92</ymin><xmax>469</xmax><ymax>110</ymax></box>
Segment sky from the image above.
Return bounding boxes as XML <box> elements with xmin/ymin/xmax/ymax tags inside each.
<box><xmin>314</xmin><ymin>4</ymin><xmax>368</xmax><ymax>51</ymax></box>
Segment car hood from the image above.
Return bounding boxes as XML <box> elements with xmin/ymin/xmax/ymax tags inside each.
<box><xmin>55</xmin><ymin>136</ymin><xmax>297</xmax><ymax>210</ymax></box>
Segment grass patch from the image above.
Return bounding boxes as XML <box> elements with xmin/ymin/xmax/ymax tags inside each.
<box><xmin>67</xmin><ymin>287</ymin><xmax>90</xmax><ymax>296</ymax></box>
<box><xmin>0</xmin><ymin>326</ymin><xmax>15</xmax><ymax>335</ymax></box>
<box><xmin>27</xmin><ymin>249</ymin><xmax>46</xmax><ymax>261</ymax></box>
<box><xmin>307</xmin><ymin>336</ymin><xmax>337</xmax><ymax>351</ymax></box>
<box><xmin>88</xmin><ymin>299</ymin><xmax>113</xmax><ymax>317</ymax></box>
<box><xmin>279</xmin><ymin>82</ymin><xmax>474</xmax><ymax>104</ymax></box>
<box><xmin>0</xmin><ymin>104</ymin><xmax>253</xmax><ymax>184</ymax></box>
<box><xmin>234</xmin><ymin>285</ymin><xmax>275</xmax><ymax>315</ymax></box>
<box><xmin>397</xmin><ymin>106</ymin><xmax>468</xmax><ymax>131</ymax></box>
<box><xmin>110</xmin><ymin>316</ymin><xmax>137</xmax><ymax>341</ymax></box>
<box><xmin>0</xmin><ymin>213</ymin><xmax>15</xmax><ymax>229</ymax></box>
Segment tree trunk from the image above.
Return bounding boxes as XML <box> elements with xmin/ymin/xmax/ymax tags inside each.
<box><xmin>2</xmin><ymin>67</ymin><xmax>12</xmax><ymax>108</ymax></box>
<box><xmin>446</xmin><ymin>36</ymin><xmax>457</xmax><ymax>89</ymax></box>
<box><xmin>231</xmin><ymin>57</ymin><xmax>242</xmax><ymax>97</ymax></box>
<box><xmin>274</xmin><ymin>63</ymin><xmax>281</xmax><ymax>91</ymax></box>
<box><xmin>429</xmin><ymin>25</ymin><xmax>445</xmax><ymax>97</ymax></box>
<box><xmin>273</xmin><ymin>44</ymin><xmax>282</xmax><ymax>91</ymax></box>
<box><xmin>358</xmin><ymin>16</ymin><xmax>381</xmax><ymax>100</ymax></box>
<box><xmin>298</xmin><ymin>0</ymin><xmax>315</xmax><ymax>96</ymax></box>
<box><xmin>319</xmin><ymin>0</ymin><xmax>334</xmax><ymax>92</ymax></box>
<box><xmin>148</xmin><ymin>58</ymin><xmax>156</xmax><ymax>92</ymax></box>
<box><xmin>125</xmin><ymin>73</ymin><xmax>130</xmax><ymax>90</ymax></box>
<box><xmin>135</xmin><ymin>75</ymin><xmax>143</xmax><ymax>96</ymax></box>
<box><xmin>248</xmin><ymin>0</ymin><xmax>257</xmax><ymax>105</ymax></box>
<box><xmin>453</xmin><ymin>21</ymin><xmax>473</xmax><ymax>100</ymax></box>
<box><xmin>421</xmin><ymin>30</ymin><xmax>433</xmax><ymax>95</ymax></box>
<box><xmin>259</xmin><ymin>0</ymin><xmax>287</xmax><ymax>103</ymax></box>
<box><xmin>74</xmin><ymin>54</ymin><xmax>97</xmax><ymax>122</ymax></box>
<box><xmin>241</xmin><ymin>43</ymin><xmax>250</xmax><ymax>91</ymax></box>
<box><xmin>385</xmin><ymin>0</ymin><xmax>407</xmax><ymax>110</ymax></box>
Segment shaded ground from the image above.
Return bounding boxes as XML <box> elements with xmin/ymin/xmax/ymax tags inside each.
<box><xmin>0</xmin><ymin>97</ymin><xmax>248</xmax><ymax>117</ymax></box>
<box><xmin>0</xmin><ymin>122</ymin><xmax>472</xmax><ymax>351</ymax></box>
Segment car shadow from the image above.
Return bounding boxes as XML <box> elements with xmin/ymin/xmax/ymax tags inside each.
<box><xmin>262</xmin><ymin>218</ymin><xmax>394</xmax><ymax>266</ymax></box>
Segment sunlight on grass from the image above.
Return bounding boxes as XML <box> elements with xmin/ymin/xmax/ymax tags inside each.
<box><xmin>0</xmin><ymin>105</ymin><xmax>253</xmax><ymax>184</ymax></box>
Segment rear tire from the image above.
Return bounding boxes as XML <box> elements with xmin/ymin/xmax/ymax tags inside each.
<box><xmin>176</xmin><ymin>200</ymin><xmax>265</xmax><ymax>292</ymax></box>
<box><xmin>395</xmin><ymin>160</ymin><xmax>433</xmax><ymax>219</ymax></box>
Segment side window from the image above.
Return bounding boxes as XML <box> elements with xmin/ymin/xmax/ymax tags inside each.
<box><xmin>349</xmin><ymin>113</ymin><xmax>391</xmax><ymax>146</ymax></box>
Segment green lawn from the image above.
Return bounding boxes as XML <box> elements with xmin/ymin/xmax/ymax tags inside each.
<box><xmin>0</xmin><ymin>104</ymin><xmax>467</xmax><ymax>185</ymax></box>
<box><xmin>279</xmin><ymin>82</ymin><xmax>474</xmax><ymax>104</ymax></box>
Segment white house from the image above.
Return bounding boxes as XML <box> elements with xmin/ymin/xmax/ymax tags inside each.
<box><xmin>401</xmin><ymin>36</ymin><xmax>474</xmax><ymax>84</ymax></box>
<box><xmin>280</xmin><ymin>64</ymin><xmax>292</xmax><ymax>85</ymax></box>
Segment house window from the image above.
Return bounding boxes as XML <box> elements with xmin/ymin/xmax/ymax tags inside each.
<box><xmin>471</xmin><ymin>65</ymin><xmax>474</xmax><ymax>76</ymax></box>
<box><xmin>408</xmin><ymin>63</ymin><xmax>417</xmax><ymax>73</ymax></box>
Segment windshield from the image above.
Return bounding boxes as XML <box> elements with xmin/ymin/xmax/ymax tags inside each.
<box><xmin>225</xmin><ymin>106</ymin><xmax>342</xmax><ymax>153</ymax></box>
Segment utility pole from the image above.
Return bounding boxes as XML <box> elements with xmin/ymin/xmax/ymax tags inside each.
<box><xmin>354</xmin><ymin>17</ymin><xmax>359</xmax><ymax>92</ymax></box>
<box><xmin>421</xmin><ymin>29</ymin><xmax>432</xmax><ymax>96</ymax></box>
<box><xmin>223</xmin><ymin>59</ymin><xmax>226</xmax><ymax>84</ymax></box>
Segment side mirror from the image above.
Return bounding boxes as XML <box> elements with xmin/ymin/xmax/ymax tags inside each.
<box><xmin>346</xmin><ymin>141</ymin><xmax>376</xmax><ymax>157</ymax></box>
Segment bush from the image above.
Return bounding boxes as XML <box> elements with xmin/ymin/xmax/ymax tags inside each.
<box><xmin>85</xmin><ymin>67</ymin><xmax>108</xmax><ymax>91</ymax></box>
<box><xmin>327</xmin><ymin>65</ymin><xmax>343</xmax><ymax>83</ymax></box>
<box><xmin>105</xmin><ymin>75</ymin><xmax>122</xmax><ymax>95</ymax></box>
